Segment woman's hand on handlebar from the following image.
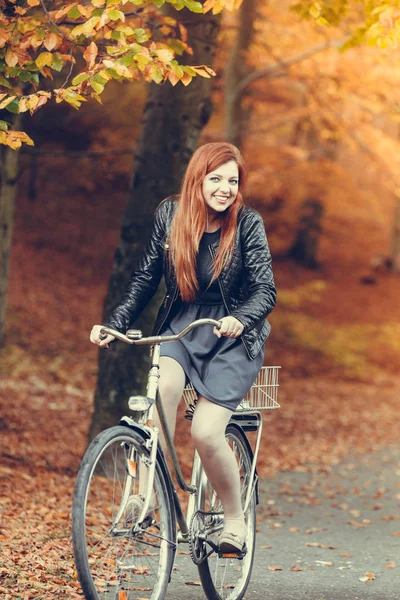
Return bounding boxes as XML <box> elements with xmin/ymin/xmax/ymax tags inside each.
<box><xmin>90</xmin><ymin>325</ymin><xmax>115</xmax><ymax>349</ymax></box>
<box><xmin>214</xmin><ymin>316</ymin><xmax>244</xmax><ymax>339</ymax></box>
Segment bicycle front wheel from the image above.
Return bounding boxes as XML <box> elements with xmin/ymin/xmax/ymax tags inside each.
<box><xmin>72</xmin><ymin>425</ymin><xmax>176</xmax><ymax>600</ymax></box>
<box><xmin>197</xmin><ymin>424</ymin><xmax>256</xmax><ymax>600</ymax></box>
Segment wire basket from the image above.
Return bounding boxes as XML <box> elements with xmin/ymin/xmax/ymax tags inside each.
<box><xmin>182</xmin><ymin>366</ymin><xmax>280</xmax><ymax>413</ymax></box>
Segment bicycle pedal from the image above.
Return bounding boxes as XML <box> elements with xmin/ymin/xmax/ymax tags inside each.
<box><xmin>218</xmin><ymin>543</ymin><xmax>247</xmax><ymax>559</ymax></box>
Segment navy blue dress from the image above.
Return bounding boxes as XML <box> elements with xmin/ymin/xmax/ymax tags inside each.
<box><xmin>159</xmin><ymin>230</ymin><xmax>264</xmax><ymax>411</ymax></box>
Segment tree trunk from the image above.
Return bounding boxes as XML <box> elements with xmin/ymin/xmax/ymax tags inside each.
<box><xmin>88</xmin><ymin>9</ymin><xmax>221</xmax><ymax>440</ymax></box>
<box><xmin>225</xmin><ymin>0</ymin><xmax>257</xmax><ymax>148</ymax></box>
<box><xmin>288</xmin><ymin>198</ymin><xmax>324</xmax><ymax>269</ymax></box>
<box><xmin>391</xmin><ymin>199</ymin><xmax>400</xmax><ymax>273</ymax></box>
<box><xmin>0</xmin><ymin>114</ymin><xmax>20</xmax><ymax>348</ymax></box>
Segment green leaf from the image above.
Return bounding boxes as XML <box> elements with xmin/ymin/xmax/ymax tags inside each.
<box><xmin>92</xmin><ymin>72</ymin><xmax>108</xmax><ymax>85</ymax></box>
<box><xmin>67</xmin><ymin>5</ymin><xmax>82</xmax><ymax>19</ymax></box>
<box><xmin>30</xmin><ymin>73</ymin><xmax>39</xmax><ymax>85</ymax></box>
<box><xmin>152</xmin><ymin>0</ymin><xmax>165</xmax><ymax>6</ymax></box>
<box><xmin>170</xmin><ymin>60</ymin><xmax>184</xmax><ymax>78</ymax></box>
<box><xmin>171</xmin><ymin>0</ymin><xmax>185</xmax><ymax>10</ymax></box>
<box><xmin>5</xmin><ymin>98</ymin><xmax>19</xmax><ymax>114</ymax></box>
<box><xmin>134</xmin><ymin>28</ymin><xmax>149</xmax><ymax>43</ymax></box>
<box><xmin>7</xmin><ymin>66</ymin><xmax>22</xmax><ymax>78</ymax></box>
<box><xmin>105</xmin><ymin>67</ymin><xmax>122</xmax><ymax>80</ymax></box>
<box><xmin>18</xmin><ymin>70</ymin><xmax>34</xmax><ymax>82</ymax></box>
<box><xmin>119</xmin><ymin>52</ymin><xmax>135</xmax><ymax>66</ymax></box>
<box><xmin>0</xmin><ymin>75</ymin><xmax>13</xmax><ymax>90</ymax></box>
<box><xmin>182</xmin><ymin>65</ymin><xmax>196</xmax><ymax>76</ymax></box>
<box><xmin>167</xmin><ymin>39</ymin><xmax>186</xmax><ymax>56</ymax></box>
<box><xmin>108</xmin><ymin>9</ymin><xmax>125</xmax><ymax>21</ymax></box>
<box><xmin>51</xmin><ymin>54</ymin><xmax>64</xmax><ymax>72</ymax></box>
<box><xmin>90</xmin><ymin>78</ymin><xmax>104</xmax><ymax>94</ymax></box>
<box><xmin>72</xmin><ymin>72</ymin><xmax>90</xmax><ymax>85</ymax></box>
<box><xmin>0</xmin><ymin>120</ymin><xmax>9</xmax><ymax>131</ymax></box>
<box><xmin>149</xmin><ymin>64</ymin><xmax>163</xmax><ymax>83</ymax></box>
<box><xmin>183</xmin><ymin>0</ymin><xmax>203</xmax><ymax>13</ymax></box>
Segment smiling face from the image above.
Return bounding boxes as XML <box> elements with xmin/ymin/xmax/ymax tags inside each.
<box><xmin>202</xmin><ymin>159</ymin><xmax>239</xmax><ymax>220</ymax></box>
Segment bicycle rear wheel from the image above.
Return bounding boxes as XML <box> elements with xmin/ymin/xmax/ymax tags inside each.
<box><xmin>197</xmin><ymin>424</ymin><xmax>256</xmax><ymax>600</ymax></box>
<box><xmin>72</xmin><ymin>425</ymin><xmax>176</xmax><ymax>600</ymax></box>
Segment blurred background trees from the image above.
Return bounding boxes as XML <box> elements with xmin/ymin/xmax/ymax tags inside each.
<box><xmin>1</xmin><ymin>0</ymin><xmax>400</xmax><ymax>432</ymax></box>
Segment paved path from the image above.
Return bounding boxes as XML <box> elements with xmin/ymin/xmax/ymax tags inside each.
<box><xmin>167</xmin><ymin>443</ymin><xmax>400</xmax><ymax>599</ymax></box>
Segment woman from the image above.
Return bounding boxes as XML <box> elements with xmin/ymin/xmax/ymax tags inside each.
<box><xmin>90</xmin><ymin>142</ymin><xmax>276</xmax><ymax>552</ymax></box>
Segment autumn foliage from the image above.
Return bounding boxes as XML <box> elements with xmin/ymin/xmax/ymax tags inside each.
<box><xmin>2</xmin><ymin>0</ymin><xmax>400</xmax><ymax>148</ymax></box>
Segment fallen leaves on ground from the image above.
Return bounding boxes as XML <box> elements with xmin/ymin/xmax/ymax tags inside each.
<box><xmin>359</xmin><ymin>572</ymin><xmax>376</xmax><ymax>582</ymax></box>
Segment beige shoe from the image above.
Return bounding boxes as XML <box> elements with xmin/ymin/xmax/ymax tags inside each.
<box><xmin>219</xmin><ymin>531</ymin><xmax>246</xmax><ymax>553</ymax></box>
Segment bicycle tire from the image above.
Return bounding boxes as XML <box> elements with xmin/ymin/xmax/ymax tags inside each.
<box><xmin>72</xmin><ymin>425</ymin><xmax>176</xmax><ymax>600</ymax></box>
<box><xmin>197</xmin><ymin>424</ymin><xmax>256</xmax><ymax>600</ymax></box>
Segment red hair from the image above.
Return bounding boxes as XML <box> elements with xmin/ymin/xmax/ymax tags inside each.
<box><xmin>170</xmin><ymin>142</ymin><xmax>247</xmax><ymax>302</ymax></box>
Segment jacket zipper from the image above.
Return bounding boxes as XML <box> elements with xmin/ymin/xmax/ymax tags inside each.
<box><xmin>208</xmin><ymin>245</ymin><xmax>252</xmax><ymax>360</ymax></box>
<box><xmin>157</xmin><ymin>284</ymin><xmax>178</xmax><ymax>334</ymax></box>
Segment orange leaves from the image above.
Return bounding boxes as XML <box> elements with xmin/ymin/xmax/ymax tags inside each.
<box><xmin>83</xmin><ymin>42</ymin><xmax>98</xmax><ymax>70</ymax></box>
<box><xmin>43</xmin><ymin>32</ymin><xmax>62</xmax><ymax>52</ymax></box>
<box><xmin>0</xmin><ymin>129</ymin><xmax>34</xmax><ymax>149</ymax></box>
<box><xmin>0</xmin><ymin>29</ymin><xmax>10</xmax><ymax>49</ymax></box>
<box><xmin>5</xmin><ymin>47</ymin><xmax>18</xmax><ymax>68</ymax></box>
<box><xmin>359</xmin><ymin>572</ymin><xmax>376</xmax><ymax>582</ymax></box>
<box><xmin>18</xmin><ymin>91</ymin><xmax>51</xmax><ymax>114</ymax></box>
<box><xmin>0</xmin><ymin>0</ymin><xmax>221</xmax><ymax>149</ymax></box>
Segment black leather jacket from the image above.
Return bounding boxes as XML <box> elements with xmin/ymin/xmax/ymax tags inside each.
<box><xmin>104</xmin><ymin>198</ymin><xmax>276</xmax><ymax>359</ymax></box>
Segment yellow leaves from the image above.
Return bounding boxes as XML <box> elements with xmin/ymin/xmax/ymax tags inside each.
<box><xmin>29</xmin><ymin>30</ymin><xmax>46</xmax><ymax>50</ymax></box>
<box><xmin>83</xmin><ymin>42</ymin><xmax>98</xmax><ymax>70</ymax></box>
<box><xmin>18</xmin><ymin>91</ymin><xmax>51</xmax><ymax>114</ymax></box>
<box><xmin>149</xmin><ymin>64</ymin><xmax>164</xmax><ymax>84</ymax></box>
<box><xmin>154</xmin><ymin>48</ymin><xmax>174</xmax><ymax>64</ymax></box>
<box><xmin>36</xmin><ymin>52</ymin><xmax>53</xmax><ymax>69</ymax></box>
<box><xmin>191</xmin><ymin>65</ymin><xmax>216</xmax><ymax>78</ymax></box>
<box><xmin>203</xmin><ymin>0</ymin><xmax>241</xmax><ymax>15</ymax></box>
<box><xmin>103</xmin><ymin>59</ymin><xmax>133</xmax><ymax>78</ymax></box>
<box><xmin>0</xmin><ymin>95</ymin><xmax>17</xmax><ymax>110</ymax></box>
<box><xmin>54</xmin><ymin>88</ymin><xmax>87</xmax><ymax>109</ymax></box>
<box><xmin>27</xmin><ymin>0</ymin><xmax>40</xmax><ymax>5</ymax></box>
<box><xmin>70</xmin><ymin>16</ymin><xmax>100</xmax><ymax>39</ymax></box>
<box><xmin>0</xmin><ymin>129</ymin><xmax>34</xmax><ymax>150</ymax></box>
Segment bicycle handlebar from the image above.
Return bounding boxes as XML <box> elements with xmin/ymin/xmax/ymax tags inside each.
<box><xmin>99</xmin><ymin>318</ymin><xmax>221</xmax><ymax>346</ymax></box>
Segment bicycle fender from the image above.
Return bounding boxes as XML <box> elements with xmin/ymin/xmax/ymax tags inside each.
<box><xmin>119</xmin><ymin>416</ymin><xmax>173</xmax><ymax>488</ymax></box>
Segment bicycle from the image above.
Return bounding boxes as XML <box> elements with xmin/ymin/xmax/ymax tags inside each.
<box><xmin>72</xmin><ymin>318</ymin><xmax>280</xmax><ymax>600</ymax></box>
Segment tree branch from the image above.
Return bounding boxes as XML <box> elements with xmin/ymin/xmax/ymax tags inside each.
<box><xmin>233</xmin><ymin>39</ymin><xmax>346</xmax><ymax>102</ymax></box>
